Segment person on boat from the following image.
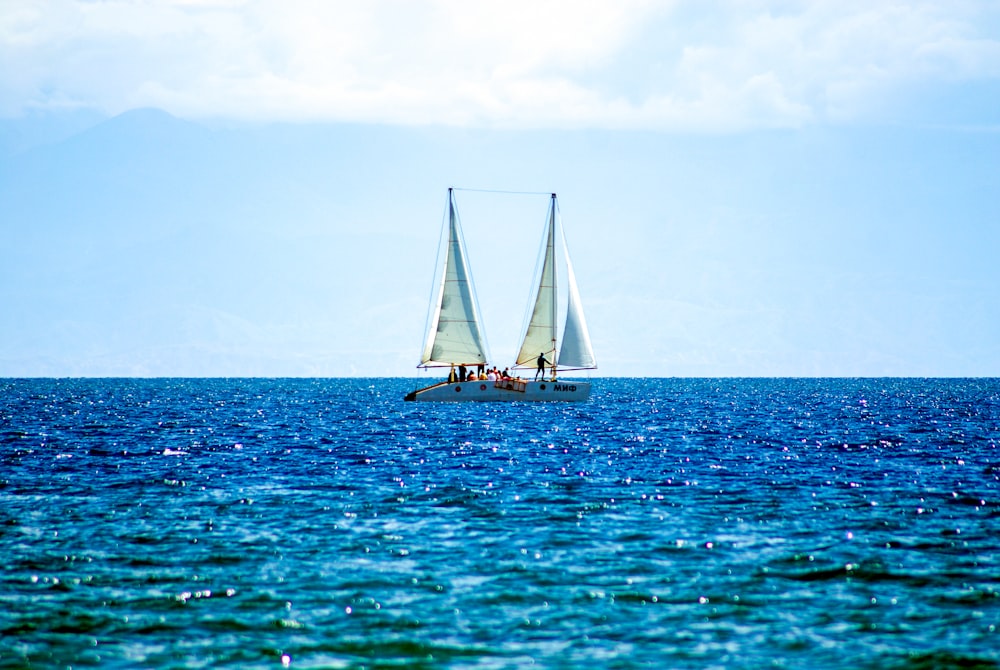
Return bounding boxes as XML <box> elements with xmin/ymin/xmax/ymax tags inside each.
<box><xmin>535</xmin><ymin>353</ymin><xmax>549</xmax><ymax>381</ymax></box>
<box><xmin>502</xmin><ymin>367</ymin><xmax>510</xmax><ymax>379</ymax></box>
<box><xmin>458</xmin><ymin>364</ymin><xmax>467</xmax><ymax>382</ymax></box>
<box><xmin>448</xmin><ymin>365</ymin><xmax>457</xmax><ymax>383</ymax></box>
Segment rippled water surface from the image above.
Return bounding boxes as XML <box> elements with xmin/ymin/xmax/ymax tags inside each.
<box><xmin>2</xmin><ymin>378</ymin><xmax>999</xmax><ymax>668</ymax></box>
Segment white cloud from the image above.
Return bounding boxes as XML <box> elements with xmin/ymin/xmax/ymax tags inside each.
<box><xmin>1</xmin><ymin>0</ymin><xmax>998</xmax><ymax>129</ymax></box>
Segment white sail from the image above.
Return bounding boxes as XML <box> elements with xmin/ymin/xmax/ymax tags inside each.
<box><xmin>515</xmin><ymin>196</ymin><xmax>558</xmax><ymax>368</ymax></box>
<box><xmin>557</xmin><ymin>231</ymin><xmax>597</xmax><ymax>369</ymax></box>
<box><xmin>419</xmin><ymin>190</ymin><xmax>488</xmax><ymax>367</ymax></box>
<box><xmin>407</xmin><ymin>188</ymin><xmax>596</xmax><ymax>402</ymax></box>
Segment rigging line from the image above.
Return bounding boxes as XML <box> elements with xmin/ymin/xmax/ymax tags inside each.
<box><xmin>452</xmin><ymin>187</ymin><xmax>554</xmax><ymax>196</ymax></box>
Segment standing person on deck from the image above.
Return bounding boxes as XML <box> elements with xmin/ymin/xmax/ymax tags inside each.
<box><xmin>535</xmin><ymin>353</ymin><xmax>550</xmax><ymax>381</ymax></box>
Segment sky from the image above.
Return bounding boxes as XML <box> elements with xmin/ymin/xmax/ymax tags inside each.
<box><xmin>1</xmin><ymin>0</ymin><xmax>999</xmax><ymax>377</ymax></box>
<box><xmin>5</xmin><ymin>1</ymin><xmax>1000</xmax><ymax>129</ymax></box>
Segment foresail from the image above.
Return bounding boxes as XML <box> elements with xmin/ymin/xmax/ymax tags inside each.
<box><xmin>420</xmin><ymin>192</ymin><xmax>488</xmax><ymax>367</ymax></box>
<box><xmin>515</xmin><ymin>196</ymin><xmax>557</xmax><ymax>367</ymax></box>
<box><xmin>557</xmin><ymin>238</ymin><xmax>597</xmax><ymax>369</ymax></box>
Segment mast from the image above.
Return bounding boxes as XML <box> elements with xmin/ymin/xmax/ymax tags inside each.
<box><xmin>548</xmin><ymin>194</ymin><xmax>558</xmax><ymax>378</ymax></box>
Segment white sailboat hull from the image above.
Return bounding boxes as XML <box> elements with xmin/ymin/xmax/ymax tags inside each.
<box><xmin>405</xmin><ymin>379</ymin><xmax>591</xmax><ymax>402</ymax></box>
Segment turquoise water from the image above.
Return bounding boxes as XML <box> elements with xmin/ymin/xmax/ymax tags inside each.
<box><xmin>2</xmin><ymin>378</ymin><xmax>999</xmax><ymax>668</ymax></box>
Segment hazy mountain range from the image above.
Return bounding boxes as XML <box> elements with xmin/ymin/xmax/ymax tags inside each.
<box><xmin>2</xmin><ymin>109</ymin><xmax>997</xmax><ymax>376</ymax></box>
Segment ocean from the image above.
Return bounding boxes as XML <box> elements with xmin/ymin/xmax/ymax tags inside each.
<box><xmin>1</xmin><ymin>378</ymin><xmax>998</xmax><ymax>669</ymax></box>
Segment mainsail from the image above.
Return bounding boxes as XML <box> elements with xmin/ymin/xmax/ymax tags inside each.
<box><xmin>514</xmin><ymin>195</ymin><xmax>558</xmax><ymax>368</ymax></box>
<box><xmin>419</xmin><ymin>189</ymin><xmax>488</xmax><ymax>367</ymax></box>
<box><xmin>515</xmin><ymin>194</ymin><xmax>597</xmax><ymax>371</ymax></box>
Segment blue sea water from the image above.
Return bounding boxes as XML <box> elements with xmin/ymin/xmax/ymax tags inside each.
<box><xmin>1</xmin><ymin>377</ymin><xmax>999</xmax><ymax>669</ymax></box>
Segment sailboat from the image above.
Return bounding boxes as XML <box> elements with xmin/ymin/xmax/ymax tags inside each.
<box><xmin>404</xmin><ymin>188</ymin><xmax>596</xmax><ymax>402</ymax></box>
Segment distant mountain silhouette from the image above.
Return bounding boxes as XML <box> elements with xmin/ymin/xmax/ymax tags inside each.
<box><xmin>0</xmin><ymin>108</ymin><xmax>436</xmax><ymax>375</ymax></box>
<box><xmin>0</xmin><ymin>107</ymin><xmax>107</xmax><ymax>157</ymax></box>
<box><xmin>2</xmin><ymin>107</ymin><xmax>997</xmax><ymax>376</ymax></box>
